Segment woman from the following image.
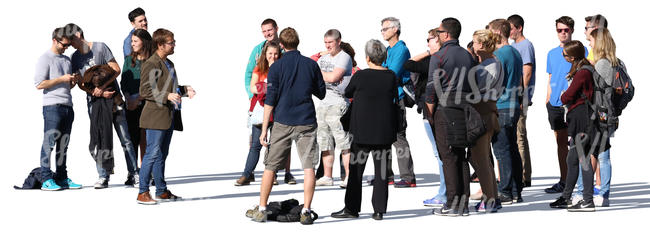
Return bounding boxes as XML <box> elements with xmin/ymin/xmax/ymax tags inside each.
<box><xmin>331</xmin><ymin>39</ymin><xmax>398</xmax><ymax>221</ymax></box>
<box><xmin>403</xmin><ymin>28</ymin><xmax>446</xmax><ymax>207</ymax></box>
<box><xmin>467</xmin><ymin>29</ymin><xmax>504</xmax><ymax>212</ymax></box>
<box><xmin>550</xmin><ymin>40</ymin><xmax>598</xmax><ymax>211</ymax></box>
<box><xmin>236</xmin><ymin>41</ymin><xmax>295</xmax><ymax>186</ymax></box>
<box><xmin>120</xmin><ymin>29</ymin><xmax>155</xmax><ymax>185</ymax></box>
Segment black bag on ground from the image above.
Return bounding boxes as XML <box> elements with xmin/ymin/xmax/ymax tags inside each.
<box><xmin>14</xmin><ymin>167</ymin><xmax>44</xmax><ymax>190</ymax></box>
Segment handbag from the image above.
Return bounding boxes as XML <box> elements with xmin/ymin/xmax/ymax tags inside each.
<box><xmin>441</xmin><ymin>102</ymin><xmax>485</xmax><ymax>148</ymax></box>
<box><xmin>248</xmin><ymin>94</ymin><xmax>265</xmax><ymax>128</ymax></box>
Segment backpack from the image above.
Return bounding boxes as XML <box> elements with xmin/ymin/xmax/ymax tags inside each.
<box><xmin>441</xmin><ymin>102</ymin><xmax>486</xmax><ymax>148</ymax></box>
<box><xmin>14</xmin><ymin>167</ymin><xmax>44</xmax><ymax>190</ymax></box>
<box><xmin>611</xmin><ymin>60</ymin><xmax>634</xmax><ymax>116</ymax></box>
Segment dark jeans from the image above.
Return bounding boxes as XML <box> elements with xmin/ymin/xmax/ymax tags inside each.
<box><xmin>125</xmin><ymin>104</ymin><xmax>144</xmax><ymax>164</ymax></box>
<box><xmin>388</xmin><ymin>100</ymin><xmax>415</xmax><ymax>182</ymax></box>
<box><xmin>492</xmin><ymin>108</ymin><xmax>523</xmax><ymax>198</ymax></box>
<box><xmin>344</xmin><ymin>143</ymin><xmax>391</xmax><ymax>214</ymax></box>
<box><xmin>40</xmin><ymin>105</ymin><xmax>74</xmax><ymax>182</ymax></box>
<box><xmin>139</xmin><ymin>125</ymin><xmax>174</xmax><ymax>196</ymax></box>
<box><xmin>433</xmin><ymin>108</ymin><xmax>470</xmax><ymax>210</ymax></box>
<box><xmin>242</xmin><ymin>124</ymin><xmax>264</xmax><ymax>178</ymax></box>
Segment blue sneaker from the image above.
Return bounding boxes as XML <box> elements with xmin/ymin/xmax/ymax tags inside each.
<box><xmin>61</xmin><ymin>178</ymin><xmax>82</xmax><ymax>189</ymax></box>
<box><xmin>41</xmin><ymin>179</ymin><xmax>62</xmax><ymax>191</ymax></box>
<box><xmin>594</xmin><ymin>186</ymin><xmax>601</xmax><ymax>195</ymax></box>
<box><xmin>423</xmin><ymin>197</ymin><xmax>445</xmax><ymax>207</ymax></box>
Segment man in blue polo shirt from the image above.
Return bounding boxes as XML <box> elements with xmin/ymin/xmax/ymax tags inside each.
<box><xmin>380</xmin><ymin>17</ymin><xmax>416</xmax><ymax>188</ymax></box>
<box><xmin>544</xmin><ymin>16</ymin><xmax>587</xmax><ymax>194</ymax></box>
<box><xmin>252</xmin><ymin>27</ymin><xmax>326</xmax><ymax>225</ymax></box>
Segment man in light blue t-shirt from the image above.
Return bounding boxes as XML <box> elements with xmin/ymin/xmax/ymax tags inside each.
<box><xmin>543</xmin><ymin>16</ymin><xmax>586</xmax><ymax>194</ymax></box>
<box><xmin>123</xmin><ymin>7</ymin><xmax>148</xmax><ymax>58</ymax></box>
<box><xmin>508</xmin><ymin>14</ymin><xmax>536</xmax><ymax>188</ymax></box>
<box><xmin>34</xmin><ymin>27</ymin><xmax>82</xmax><ymax>191</ymax></box>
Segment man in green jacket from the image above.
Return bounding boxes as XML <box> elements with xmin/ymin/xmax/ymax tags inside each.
<box><xmin>244</xmin><ymin>18</ymin><xmax>279</xmax><ymax>99</ymax></box>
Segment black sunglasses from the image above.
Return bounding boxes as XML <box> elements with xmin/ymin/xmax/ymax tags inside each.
<box><xmin>57</xmin><ymin>39</ymin><xmax>72</xmax><ymax>48</ymax></box>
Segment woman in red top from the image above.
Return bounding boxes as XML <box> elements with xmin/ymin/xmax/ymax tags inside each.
<box><xmin>550</xmin><ymin>40</ymin><xmax>597</xmax><ymax>211</ymax></box>
<box><xmin>237</xmin><ymin>42</ymin><xmax>296</xmax><ymax>186</ymax></box>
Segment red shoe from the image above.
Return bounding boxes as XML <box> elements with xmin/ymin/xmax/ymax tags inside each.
<box><xmin>394</xmin><ymin>179</ymin><xmax>416</xmax><ymax>188</ymax></box>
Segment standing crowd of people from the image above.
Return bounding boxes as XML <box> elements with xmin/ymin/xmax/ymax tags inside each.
<box><xmin>29</xmin><ymin>8</ymin><xmax>632</xmax><ymax>225</ymax></box>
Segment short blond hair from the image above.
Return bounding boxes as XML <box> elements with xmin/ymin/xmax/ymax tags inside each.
<box><xmin>473</xmin><ymin>29</ymin><xmax>499</xmax><ymax>54</ymax></box>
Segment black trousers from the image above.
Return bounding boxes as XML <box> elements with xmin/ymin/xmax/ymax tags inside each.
<box><xmin>344</xmin><ymin>143</ymin><xmax>391</xmax><ymax>214</ymax></box>
<box><xmin>562</xmin><ymin>105</ymin><xmax>595</xmax><ymax>203</ymax></box>
<box><xmin>433</xmin><ymin>108</ymin><xmax>470</xmax><ymax>209</ymax></box>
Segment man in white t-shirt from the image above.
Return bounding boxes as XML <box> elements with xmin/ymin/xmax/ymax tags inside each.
<box><xmin>313</xmin><ymin>29</ymin><xmax>352</xmax><ymax>188</ymax></box>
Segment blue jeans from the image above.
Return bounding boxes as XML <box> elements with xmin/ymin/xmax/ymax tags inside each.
<box><xmin>139</xmin><ymin>126</ymin><xmax>174</xmax><ymax>195</ymax></box>
<box><xmin>491</xmin><ymin>108</ymin><xmax>523</xmax><ymax>198</ymax></box>
<box><xmin>424</xmin><ymin>120</ymin><xmax>446</xmax><ymax>202</ymax></box>
<box><xmin>242</xmin><ymin>124</ymin><xmax>263</xmax><ymax>178</ymax></box>
<box><xmin>576</xmin><ymin>148</ymin><xmax>611</xmax><ymax>198</ymax></box>
<box><xmin>87</xmin><ymin>99</ymin><xmax>138</xmax><ymax>178</ymax></box>
<box><xmin>40</xmin><ymin>105</ymin><xmax>74</xmax><ymax>182</ymax></box>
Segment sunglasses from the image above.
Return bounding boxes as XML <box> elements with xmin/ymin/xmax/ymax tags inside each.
<box><xmin>562</xmin><ymin>51</ymin><xmax>569</xmax><ymax>57</ymax></box>
<box><xmin>556</xmin><ymin>28</ymin><xmax>571</xmax><ymax>33</ymax></box>
<box><xmin>427</xmin><ymin>37</ymin><xmax>436</xmax><ymax>43</ymax></box>
<box><xmin>380</xmin><ymin>27</ymin><xmax>394</xmax><ymax>33</ymax></box>
<box><xmin>57</xmin><ymin>39</ymin><xmax>72</xmax><ymax>48</ymax></box>
<box><xmin>585</xmin><ymin>26</ymin><xmax>597</xmax><ymax>31</ymax></box>
<box><xmin>436</xmin><ymin>30</ymin><xmax>448</xmax><ymax>34</ymax></box>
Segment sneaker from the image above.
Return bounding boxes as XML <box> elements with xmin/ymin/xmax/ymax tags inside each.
<box><xmin>513</xmin><ymin>195</ymin><xmax>524</xmax><ymax>203</ymax></box>
<box><xmin>251</xmin><ymin>209</ymin><xmax>269</xmax><ymax>222</ymax></box>
<box><xmin>339</xmin><ymin>177</ymin><xmax>348</xmax><ymax>189</ymax></box>
<box><xmin>61</xmin><ymin>178</ymin><xmax>82</xmax><ymax>189</ymax></box>
<box><xmin>394</xmin><ymin>179</ymin><xmax>416</xmax><ymax>188</ymax></box>
<box><xmin>470</xmin><ymin>172</ymin><xmax>479</xmax><ymax>183</ymax></box>
<box><xmin>300</xmin><ymin>210</ymin><xmax>318</xmax><ymax>225</ymax></box>
<box><xmin>432</xmin><ymin>205</ymin><xmax>459</xmax><ymax>217</ymax></box>
<box><xmin>273</xmin><ymin>177</ymin><xmax>279</xmax><ymax>186</ymax></box>
<box><xmin>41</xmin><ymin>179</ymin><xmax>62</xmax><ymax>191</ymax></box>
<box><xmin>284</xmin><ymin>173</ymin><xmax>297</xmax><ymax>185</ymax></box>
<box><xmin>235</xmin><ymin>176</ymin><xmax>253</xmax><ymax>186</ymax></box>
<box><xmin>523</xmin><ymin>181</ymin><xmax>532</xmax><ymax>188</ymax></box>
<box><xmin>423</xmin><ymin>197</ymin><xmax>445</xmax><ymax>207</ymax></box>
<box><xmin>316</xmin><ymin>176</ymin><xmax>333</xmax><ymax>186</ymax></box>
<box><xmin>133</xmin><ymin>174</ymin><xmax>139</xmax><ymax>186</ymax></box>
<box><xmin>571</xmin><ymin>194</ymin><xmax>582</xmax><ymax>206</ymax></box>
<box><xmin>593</xmin><ymin>195</ymin><xmax>610</xmax><ymax>207</ymax></box>
<box><xmin>155</xmin><ymin>190</ymin><xmax>182</xmax><ymax>201</ymax></box>
<box><xmin>245</xmin><ymin>205</ymin><xmax>259</xmax><ymax>218</ymax></box>
<box><xmin>461</xmin><ymin>207</ymin><xmax>470</xmax><ymax>216</ymax></box>
<box><xmin>498</xmin><ymin>194</ymin><xmax>513</xmax><ymax>205</ymax></box>
<box><xmin>136</xmin><ymin>192</ymin><xmax>158</xmax><ymax>205</ymax></box>
<box><xmin>124</xmin><ymin>175</ymin><xmax>136</xmax><ymax>186</ymax></box>
<box><xmin>549</xmin><ymin>196</ymin><xmax>571</xmax><ymax>209</ymax></box>
<box><xmin>94</xmin><ymin>177</ymin><xmax>109</xmax><ymax>189</ymax></box>
<box><xmin>474</xmin><ymin>202</ymin><xmax>486</xmax><ymax>213</ymax></box>
<box><xmin>367</xmin><ymin>177</ymin><xmax>394</xmax><ymax>185</ymax></box>
<box><xmin>567</xmin><ymin>200</ymin><xmax>596</xmax><ymax>212</ymax></box>
<box><xmin>544</xmin><ymin>182</ymin><xmax>565</xmax><ymax>194</ymax></box>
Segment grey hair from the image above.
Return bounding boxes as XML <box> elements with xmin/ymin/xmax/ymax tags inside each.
<box><xmin>324</xmin><ymin>29</ymin><xmax>341</xmax><ymax>40</ymax></box>
<box><xmin>365</xmin><ymin>39</ymin><xmax>387</xmax><ymax>65</ymax></box>
<box><xmin>381</xmin><ymin>17</ymin><xmax>401</xmax><ymax>35</ymax></box>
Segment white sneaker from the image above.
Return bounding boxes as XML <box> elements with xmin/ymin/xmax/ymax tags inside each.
<box><xmin>593</xmin><ymin>195</ymin><xmax>610</xmax><ymax>207</ymax></box>
<box><xmin>94</xmin><ymin>177</ymin><xmax>109</xmax><ymax>189</ymax></box>
<box><xmin>316</xmin><ymin>176</ymin><xmax>333</xmax><ymax>186</ymax></box>
<box><xmin>133</xmin><ymin>174</ymin><xmax>140</xmax><ymax>186</ymax></box>
<box><xmin>339</xmin><ymin>177</ymin><xmax>348</xmax><ymax>188</ymax></box>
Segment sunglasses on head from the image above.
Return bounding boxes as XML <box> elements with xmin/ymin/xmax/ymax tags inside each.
<box><xmin>556</xmin><ymin>28</ymin><xmax>571</xmax><ymax>33</ymax></box>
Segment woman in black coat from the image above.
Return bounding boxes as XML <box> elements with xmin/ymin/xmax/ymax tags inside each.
<box><xmin>331</xmin><ymin>39</ymin><xmax>398</xmax><ymax>221</ymax></box>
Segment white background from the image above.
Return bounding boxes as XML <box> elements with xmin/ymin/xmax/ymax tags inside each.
<box><xmin>1</xmin><ymin>0</ymin><xmax>648</xmax><ymax>232</ymax></box>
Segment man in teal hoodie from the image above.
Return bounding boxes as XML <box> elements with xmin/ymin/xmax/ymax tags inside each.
<box><xmin>244</xmin><ymin>18</ymin><xmax>279</xmax><ymax>99</ymax></box>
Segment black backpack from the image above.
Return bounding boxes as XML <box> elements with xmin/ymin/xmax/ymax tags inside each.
<box><xmin>14</xmin><ymin>167</ymin><xmax>44</xmax><ymax>190</ymax></box>
<box><xmin>611</xmin><ymin>60</ymin><xmax>634</xmax><ymax>116</ymax></box>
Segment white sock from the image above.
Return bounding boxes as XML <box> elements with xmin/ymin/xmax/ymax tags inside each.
<box><xmin>302</xmin><ymin>208</ymin><xmax>311</xmax><ymax>214</ymax></box>
<box><xmin>259</xmin><ymin>206</ymin><xmax>266</xmax><ymax>212</ymax></box>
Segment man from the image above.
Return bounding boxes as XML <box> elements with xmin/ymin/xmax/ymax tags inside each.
<box><xmin>426</xmin><ymin>17</ymin><xmax>475</xmax><ymax>216</ymax></box>
<box><xmin>136</xmin><ymin>28</ymin><xmax>196</xmax><ymax>205</ymax></box>
<box><xmin>252</xmin><ymin>27</ymin><xmax>325</xmax><ymax>225</ymax></box>
<box><xmin>313</xmin><ymin>29</ymin><xmax>352</xmax><ymax>188</ymax></box>
<box><xmin>241</xmin><ymin>18</ymin><xmax>295</xmax><ymax>185</ymax></box>
<box><xmin>66</xmin><ymin>23</ymin><xmax>139</xmax><ymax>188</ymax></box>
<box><xmin>380</xmin><ymin>17</ymin><xmax>416</xmax><ymax>188</ymax></box>
<box><xmin>544</xmin><ymin>16</ymin><xmax>584</xmax><ymax>194</ymax></box>
<box><xmin>124</xmin><ymin>7</ymin><xmax>148</xmax><ymax>57</ymax></box>
<box><xmin>489</xmin><ymin>19</ymin><xmax>524</xmax><ymax>204</ymax></box>
<box><xmin>507</xmin><ymin>14</ymin><xmax>536</xmax><ymax>188</ymax></box>
<box><xmin>34</xmin><ymin>27</ymin><xmax>82</xmax><ymax>191</ymax></box>
<box><xmin>585</xmin><ymin>14</ymin><xmax>608</xmax><ymax>63</ymax></box>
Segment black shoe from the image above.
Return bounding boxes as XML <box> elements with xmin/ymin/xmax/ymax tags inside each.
<box><xmin>284</xmin><ymin>173</ymin><xmax>297</xmax><ymax>185</ymax></box>
<box><xmin>550</xmin><ymin>196</ymin><xmax>570</xmax><ymax>209</ymax></box>
<box><xmin>567</xmin><ymin>200</ymin><xmax>595</xmax><ymax>212</ymax></box>
<box><xmin>544</xmin><ymin>182</ymin><xmax>565</xmax><ymax>193</ymax></box>
<box><xmin>514</xmin><ymin>195</ymin><xmax>524</xmax><ymax>203</ymax></box>
<box><xmin>432</xmin><ymin>205</ymin><xmax>459</xmax><ymax>217</ymax></box>
<box><xmin>331</xmin><ymin>208</ymin><xmax>359</xmax><ymax>218</ymax></box>
<box><xmin>524</xmin><ymin>181</ymin><xmax>532</xmax><ymax>187</ymax></box>
<box><xmin>124</xmin><ymin>176</ymin><xmax>136</xmax><ymax>186</ymax></box>
<box><xmin>300</xmin><ymin>210</ymin><xmax>318</xmax><ymax>225</ymax></box>
<box><xmin>498</xmin><ymin>194</ymin><xmax>514</xmax><ymax>205</ymax></box>
<box><xmin>372</xmin><ymin>212</ymin><xmax>383</xmax><ymax>220</ymax></box>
